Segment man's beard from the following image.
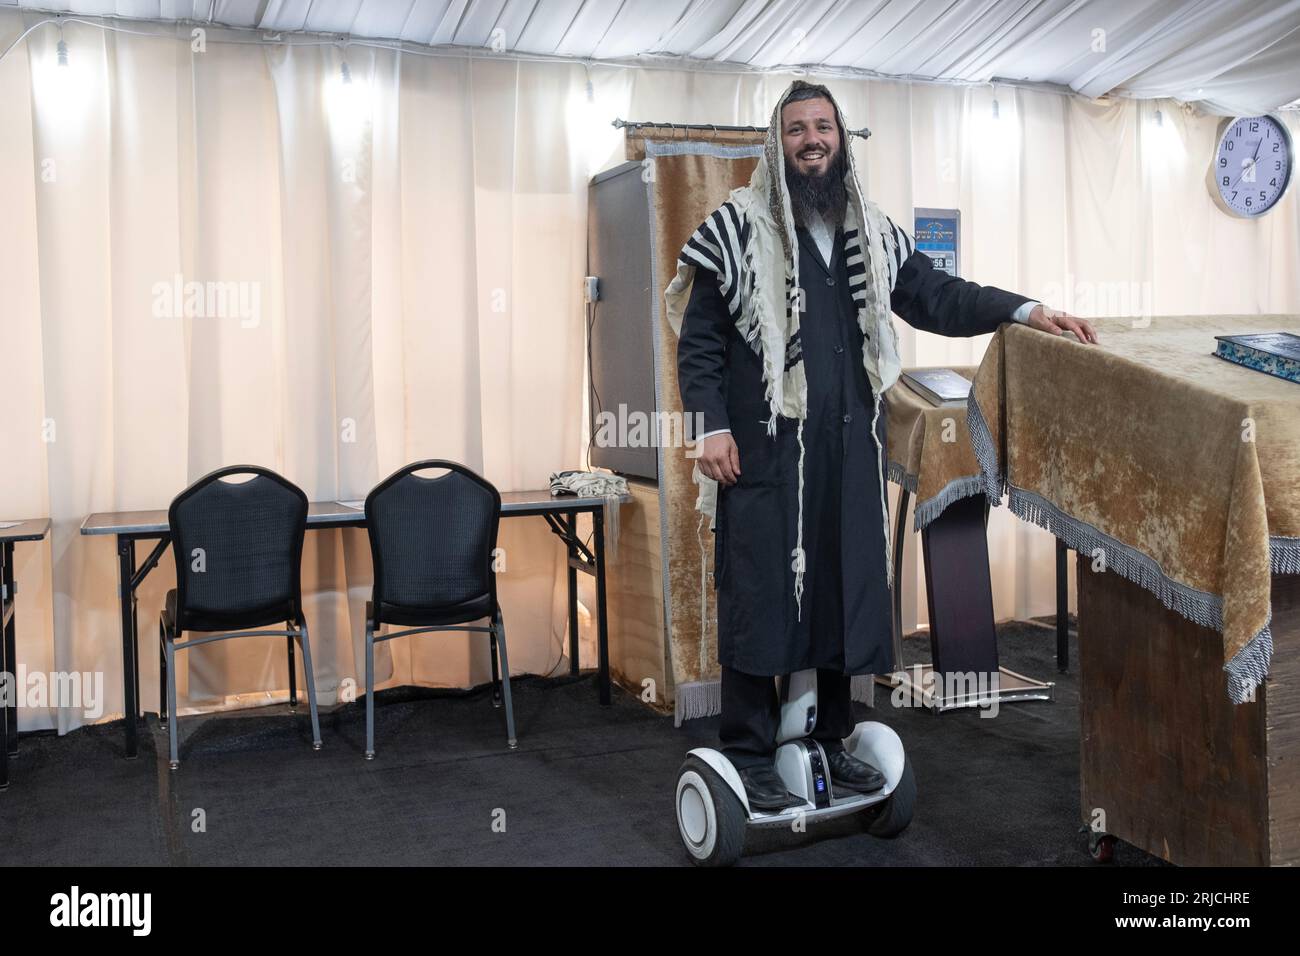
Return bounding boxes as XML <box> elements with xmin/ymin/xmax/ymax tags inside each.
<box><xmin>785</xmin><ymin>146</ymin><xmax>848</xmax><ymax>229</ymax></box>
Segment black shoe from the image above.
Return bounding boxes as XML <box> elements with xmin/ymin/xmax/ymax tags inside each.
<box><xmin>737</xmin><ymin>764</ymin><xmax>801</xmax><ymax>811</ymax></box>
<box><xmin>826</xmin><ymin>749</ymin><xmax>885</xmax><ymax>793</ymax></box>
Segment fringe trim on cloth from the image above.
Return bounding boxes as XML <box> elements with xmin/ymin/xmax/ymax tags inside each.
<box><xmin>697</xmin><ymin>514</ymin><xmax>711</xmax><ymax>672</ymax></box>
<box><xmin>887</xmin><ymin>462</ymin><xmax>987</xmax><ymax>531</ymax></box>
<box><xmin>603</xmin><ymin>496</ymin><xmax>620</xmax><ymax>561</ymax></box>
<box><xmin>794</xmin><ymin>419</ymin><xmax>806</xmax><ymax>619</ymax></box>
<box><xmin>1271</xmin><ymin>535</ymin><xmax>1300</xmax><ymax>575</ymax></box>
<box><xmin>674</xmin><ymin>679</ymin><xmax>721</xmax><ymax>726</ymax></box>
<box><xmin>1006</xmin><ymin>485</ymin><xmax>1269</xmax><ymax>704</ymax></box>
<box><xmin>548</xmin><ymin>471</ymin><xmax>627</xmax><ymax>559</ymax></box>
<box><xmin>849</xmin><ymin>674</ymin><xmax>875</xmax><ymax>707</ymax></box>
<box><xmin>966</xmin><ymin>391</ymin><xmax>1007</xmax><ymax>503</ymax></box>
<box><xmin>871</xmin><ymin>393</ymin><xmax>894</xmax><ymax>591</ymax></box>
<box><xmin>913</xmin><ymin>476</ymin><xmax>987</xmax><ymax>531</ymax></box>
<box><xmin>1225</xmin><ymin>616</ymin><xmax>1273</xmax><ymax>705</ymax></box>
<box><xmin>885</xmin><ymin>461</ymin><xmax>918</xmax><ymax>494</ymax></box>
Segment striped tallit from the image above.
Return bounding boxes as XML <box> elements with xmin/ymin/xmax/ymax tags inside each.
<box><xmin>677</xmin><ymin>202</ymin><xmax>916</xmax><ymax>365</ymax></box>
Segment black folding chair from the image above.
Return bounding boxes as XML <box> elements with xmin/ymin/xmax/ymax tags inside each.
<box><xmin>159</xmin><ymin>465</ymin><xmax>322</xmax><ymax>769</ymax></box>
<box><xmin>363</xmin><ymin>459</ymin><xmax>516</xmax><ymax>758</ymax></box>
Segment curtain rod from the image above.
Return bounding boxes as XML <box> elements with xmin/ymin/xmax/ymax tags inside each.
<box><xmin>613</xmin><ymin>119</ymin><xmax>872</xmax><ymax>139</ymax></box>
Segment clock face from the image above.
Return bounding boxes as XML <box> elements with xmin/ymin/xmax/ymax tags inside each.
<box><xmin>1211</xmin><ymin>115</ymin><xmax>1293</xmax><ymax>217</ymax></box>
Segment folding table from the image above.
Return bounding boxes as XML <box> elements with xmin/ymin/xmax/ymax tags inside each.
<box><xmin>1</xmin><ymin>517</ymin><xmax>51</xmax><ymax>789</ymax></box>
<box><xmin>81</xmin><ymin>492</ymin><xmax>623</xmax><ymax>759</ymax></box>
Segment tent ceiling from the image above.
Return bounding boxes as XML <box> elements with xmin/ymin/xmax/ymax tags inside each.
<box><xmin>6</xmin><ymin>0</ymin><xmax>1300</xmax><ymax>113</ymax></box>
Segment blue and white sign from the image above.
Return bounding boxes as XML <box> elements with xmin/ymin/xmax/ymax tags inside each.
<box><xmin>913</xmin><ymin>208</ymin><xmax>961</xmax><ymax>278</ymax></box>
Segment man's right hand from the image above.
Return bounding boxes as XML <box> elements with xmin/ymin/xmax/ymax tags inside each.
<box><xmin>699</xmin><ymin>432</ymin><xmax>741</xmax><ymax>487</ymax></box>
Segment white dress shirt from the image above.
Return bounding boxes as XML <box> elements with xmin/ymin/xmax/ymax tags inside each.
<box><xmin>807</xmin><ymin>209</ymin><xmax>836</xmax><ymax>268</ymax></box>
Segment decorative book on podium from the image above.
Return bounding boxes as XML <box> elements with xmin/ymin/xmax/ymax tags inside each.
<box><xmin>900</xmin><ymin>369</ymin><xmax>972</xmax><ymax>407</ymax></box>
<box><xmin>1213</xmin><ymin>332</ymin><xmax>1300</xmax><ymax>385</ymax></box>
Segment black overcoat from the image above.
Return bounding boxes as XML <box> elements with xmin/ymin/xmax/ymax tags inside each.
<box><xmin>677</xmin><ymin>221</ymin><xmax>1030</xmax><ymax>676</ymax></box>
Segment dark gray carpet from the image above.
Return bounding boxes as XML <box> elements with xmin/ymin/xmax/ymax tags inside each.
<box><xmin>1</xmin><ymin>619</ymin><xmax>1164</xmax><ymax>866</ymax></box>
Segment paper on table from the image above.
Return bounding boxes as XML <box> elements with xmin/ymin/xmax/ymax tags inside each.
<box><xmin>336</xmin><ymin>500</ymin><xmax>365</xmax><ymax>510</ymax></box>
<box><xmin>0</xmin><ymin>521</ymin><xmax>20</xmax><ymax>530</ymax></box>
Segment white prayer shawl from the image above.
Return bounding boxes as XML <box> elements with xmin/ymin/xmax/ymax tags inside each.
<box><xmin>664</xmin><ymin>81</ymin><xmax>909</xmax><ymax>612</ymax></box>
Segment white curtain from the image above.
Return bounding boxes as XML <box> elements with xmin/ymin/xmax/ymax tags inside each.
<box><xmin>2</xmin><ymin>10</ymin><xmax>1298</xmax><ymax>733</ymax></box>
<box><xmin>0</xmin><ymin>14</ymin><xmax>592</xmax><ymax>734</ymax></box>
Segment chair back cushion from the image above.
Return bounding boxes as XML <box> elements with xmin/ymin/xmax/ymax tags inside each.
<box><xmin>169</xmin><ymin>466</ymin><xmax>308</xmax><ymax>631</ymax></box>
<box><xmin>365</xmin><ymin>461</ymin><xmax>500</xmax><ymax>617</ymax></box>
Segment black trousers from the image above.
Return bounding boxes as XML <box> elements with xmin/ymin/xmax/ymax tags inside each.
<box><xmin>720</xmin><ymin>666</ymin><xmax>857</xmax><ymax>770</ymax></box>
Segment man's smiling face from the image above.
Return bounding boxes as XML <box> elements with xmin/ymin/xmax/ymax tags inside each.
<box><xmin>781</xmin><ymin>96</ymin><xmax>841</xmax><ymax>177</ymax></box>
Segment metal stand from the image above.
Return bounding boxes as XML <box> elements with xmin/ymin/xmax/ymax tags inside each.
<box><xmin>542</xmin><ymin>507</ymin><xmax>611</xmax><ymax>705</ymax></box>
<box><xmin>1</xmin><ymin>542</ymin><xmax>14</xmax><ymax>789</ymax></box>
<box><xmin>0</xmin><ymin>519</ymin><xmax>52</xmax><ymax>788</ymax></box>
<box><xmin>882</xmin><ymin>663</ymin><xmax>1055</xmax><ymax>712</ymax></box>
<box><xmin>116</xmin><ymin>534</ymin><xmax>171</xmax><ymax>758</ymax></box>
<box><xmin>877</xmin><ymin>486</ymin><xmax>1054</xmax><ymax>713</ymax></box>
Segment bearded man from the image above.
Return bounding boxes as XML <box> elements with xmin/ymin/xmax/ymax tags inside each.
<box><xmin>666</xmin><ymin>80</ymin><xmax>1097</xmax><ymax>811</ymax></box>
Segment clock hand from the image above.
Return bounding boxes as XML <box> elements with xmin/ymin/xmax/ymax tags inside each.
<box><xmin>1230</xmin><ymin>136</ymin><xmax>1266</xmax><ymax>191</ymax></box>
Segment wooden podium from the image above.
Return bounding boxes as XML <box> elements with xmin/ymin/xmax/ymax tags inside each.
<box><xmin>1078</xmin><ymin>562</ymin><xmax>1300</xmax><ymax>866</ymax></box>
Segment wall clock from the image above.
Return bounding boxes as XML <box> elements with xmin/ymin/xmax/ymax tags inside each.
<box><xmin>1207</xmin><ymin>114</ymin><xmax>1293</xmax><ymax>218</ymax></box>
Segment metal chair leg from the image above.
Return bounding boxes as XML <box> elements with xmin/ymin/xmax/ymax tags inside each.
<box><xmin>164</xmin><ymin>628</ymin><xmax>179</xmax><ymax>770</ymax></box>
<box><xmin>287</xmin><ymin>632</ymin><xmax>298</xmax><ymax>709</ymax></box>
<box><xmin>364</xmin><ymin>619</ymin><xmax>376</xmax><ymax>760</ymax></box>
<box><xmin>158</xmin><ymin>617</ymin><xmax>168</xmax><ymax>730</ymax></box>
<box><xmin>493</xmin><ymin>612</ymin><xmax>517</xmax><ymax>750</ymax></box>
<box><xmin>296</xmin><ymin>620</ymin><xmax>322</xmax><ymax>751</ymax></box>
<box><xmin>489</xmin><ymin>629</ymin><xmax>502</xmax><ymax>708</ymax></box>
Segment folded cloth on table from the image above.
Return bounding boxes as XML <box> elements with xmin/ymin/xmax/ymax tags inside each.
<box><xmin>548</xmin><ymin>470</ymin><xmax>628</xmax><ymax>557</ymax></box>
<box><xmin>548</xmin><ymin>470</ymin><xmax>628</xmax><ymax>499</ymax></box>
<box><xmin>886</xmin><ymin>366</ymin><xmax>987</xmax><ymax>530</ymax></box>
